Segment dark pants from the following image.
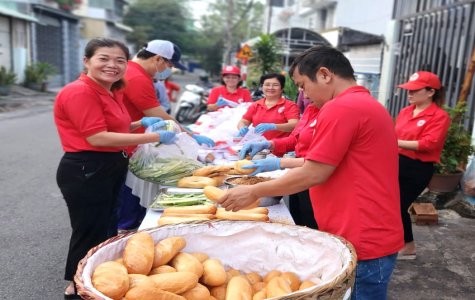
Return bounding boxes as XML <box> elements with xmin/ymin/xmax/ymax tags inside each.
<box><xmin>289</xmin><ymin>189</ymin><xmax>318</xmax><ymax>229</ymax></box>
<box><xmin>117</xmin><ymin>183</ymin><xmax>146</xmax><ymax>230</ymax></box>
<box><xmin>398</xmin><ymin>155</ymin><xmax>434</xmax><ymax>243</ymax></box>
<box><xmin>56</xmin><ymin>151</ymin><xmax>128</xmax><ymax>281</ymax></box>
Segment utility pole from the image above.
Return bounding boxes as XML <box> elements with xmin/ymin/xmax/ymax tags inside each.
<box><xmin>224</xmin><ymin>0</ymin><xmax>234</xmax><ymax>65</ymax></box>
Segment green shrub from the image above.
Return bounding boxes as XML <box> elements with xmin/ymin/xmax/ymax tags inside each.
<box><xmin>24</xmin><ymin>62</ymin><xmax>56</xmax><ymax>84</ymax></box>
<box><xmin>0</xmin><ymin>66</ymin><xmax>17</xmax><ymax>85</ymax></box>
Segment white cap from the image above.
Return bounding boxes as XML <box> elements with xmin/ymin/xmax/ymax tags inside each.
<box><xmin>144</xmin><ymin>40</ymin><xmax>173</xmax><ymax>59</ymax></box>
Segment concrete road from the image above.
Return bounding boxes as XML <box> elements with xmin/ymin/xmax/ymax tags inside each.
<box><xmin>0</xmin><ymin>106</ymin><xmax>68</xmax><ymax>299</ymax></box>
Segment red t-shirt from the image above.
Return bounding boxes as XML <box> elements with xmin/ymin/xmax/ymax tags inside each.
<box><xmin>242</xmin><ymin>97</ymin><xmax>300</xmax><ymax>140</ymax></box>
<box><xmin>54</xmin><ymin>73</ymin><xmax>131</xmax><ymax>152</ymax></box>
<box><xmin>123</xmin><ymin>61</ymin><xmax>159</xmax><ymax>133</ymax></box>
<box><xmin>165</xmin><ymin>81</ymin><xmax>180</xmax><ymax>102</ymax></box>
<box><xmin>395</xmin><ymin>102</ymin><xmax>450</xmax><ymax>163</ymax></box>
<box><xmin>206</xmin><ymin>85</ymin><xmax>252</xmax><ymax>105</ymax></box>
<box><xmin>272</xmin><ymin>104</ymin><xmax>320</xmax><ymax>157</ymax></box>
<box><xmin>305</xmin><ymin>86</ymin><xmax>403</xmax><ymax>260</ymax></box>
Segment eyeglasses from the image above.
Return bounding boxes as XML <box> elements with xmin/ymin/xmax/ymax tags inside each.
<box><xmin>263</xmin><ymin>83</ymin><xmax>281</xmax><ymax>88</ymax></box>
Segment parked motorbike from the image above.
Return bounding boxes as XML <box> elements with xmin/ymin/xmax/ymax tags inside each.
<box><xmin>175</xmin><ymin>84</ymin><xmax>209</xmax><ymax>124</ymax></box>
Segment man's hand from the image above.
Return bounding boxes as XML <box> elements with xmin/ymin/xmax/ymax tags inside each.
<box><xmin>242</xmin><ymin>157</ymin><xmax>281</xmax><ymax>176</ymax></box>
<box><xmin>254</xmin><ymin>123</ymin><xmax>277</xmax><ymax>134</ymax></box>
<box><xmin>140</xmin><ymin>117</ymin><xmax>163</xmax><ymax>128</ymax></box>
<box><xmin>239</xmin><ymin>141</ymin><xmax>271</xmax><ymax>159</ymax></box>
<box><xmin>192</xmin><ymin>134</ymin><xmax>215</xmax><ymax>147</ymax></box>
<box><xmin>217</xmin><ymin>185</ymin><xmax>259</xmax><ymax>211</ymax></box>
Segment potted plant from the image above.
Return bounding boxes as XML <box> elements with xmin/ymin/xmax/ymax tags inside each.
<box><xmin>428</xmin><ymin>102</ymin><xmax>475</xmax><ymax>192</ymax></box>
<box><xmin>24</xmin><ymin>62</ymin><xmax>57</xmax><ymax>92</ymax></box>
<box><xmin>0</xmin><ymin>66</ymin><xmax>17</xmax><ymax>96</ymax></box>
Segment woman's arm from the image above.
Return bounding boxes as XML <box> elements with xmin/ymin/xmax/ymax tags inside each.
<box><xmin>398</xmin><ymin>140</ymin><xmax>419</xmax><ymax>150</ymax></box>
<box><xmin>274</xmin><ymin>119</ymin><xmax>299</xmax><ymax>132</ymax></box>
<box><xmin>86</xmin><ymin>131</ymin><xmax>159</xmax><ymax>147</ymax></box>
<box><xmin>130</xmin><ymin>120</ymin><xmax>143</xmax><ymax>132</ymax></box>
<box><xmin>237</xmin><ymin>119</ymin><xmax>251</xmax><ymax>130</ymax></box>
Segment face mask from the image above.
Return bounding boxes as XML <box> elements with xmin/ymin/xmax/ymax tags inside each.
<box><xmin>156</xmin><ymin>67</ymin><xmax>172</xmax><ymax>80</ymax></box>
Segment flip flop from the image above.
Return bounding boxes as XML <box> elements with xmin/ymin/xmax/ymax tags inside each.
<box><xmin>397</xmin><ymin>253</ymin><xmax>416</xmax><ymax>260</ymax></box>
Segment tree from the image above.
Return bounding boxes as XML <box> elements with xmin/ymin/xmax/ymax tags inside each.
<box><xmin>196</xmin><ymin>0</ymin><xmax>264</xmax><ymax>75</ymax></box>
<box><xmin>123</xmin><ymin>0</ymin><xmax>194</xmax><ymax>53</ymax></box>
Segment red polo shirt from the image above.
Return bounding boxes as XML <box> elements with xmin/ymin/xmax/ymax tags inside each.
<box><xmin>54</xmin><ymin>73</ymin><xmax>131</xmax><ymax>152</ymax></box>
<box><xmin>242</xmin><ymin>97</ymin><xmax>300</xmax><ymax>140</ymax></box>
<box><xmin>305</xmin><ymin>86</ymin><xmax>403</xmax><ymax>260</ymax></box>
<box><xmin>123</xmin><ymin>61</ymin><xmax>159</xmax><ymax>134</ymax></box>
<box><xmin>207</xmin><ymin>85</ymin><xmax>252</xmax><ymax>106</ymax></box>
<box><xmin>395</xmin><ymin>102</ymin><xmax>450</xmax><ymax>163</ymax></box>
<box><xmin>272</xmin><ymin>104</ymin><xmax>320</xmax><ymax>157</ymax></box>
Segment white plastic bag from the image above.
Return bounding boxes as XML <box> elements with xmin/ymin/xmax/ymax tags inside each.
<box><xmin>462</xmin><ymin>157</ymin><xmax>475</xmax><ymax>196</ymax></box>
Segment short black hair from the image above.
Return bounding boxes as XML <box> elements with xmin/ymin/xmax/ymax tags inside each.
<box><xmin>136</xmin><ymin>43</ymin><xmax>157</xmax><ymax>59</ymax></box>
<box><xmin>289</xmin><ymin>45</ymin><xmax>355</xmax><ymax>81</ymax></box>
<box><xmin>260</xmin><ymin>73</ymin><xmax>285</xmax><ymax>88</ymax></box>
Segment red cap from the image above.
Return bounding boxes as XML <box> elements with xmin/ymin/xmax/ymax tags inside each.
<box><xmin>221</xmin><ymin>65</ymin><xmax>241</xmax><ymax>76</ymax></box>
<box><xmin>398</xmin><ymin>71</ymin><xmax>441</xmax><ymax>90</ymax></box>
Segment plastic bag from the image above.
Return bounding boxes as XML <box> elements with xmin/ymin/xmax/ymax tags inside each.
<box><xmin>129</xmin><ymin>131</ymin><xmax>203</xmax><ymax>185</ymax></box>
<box><xmin>462</xmin><ymin>157</ymin><xmax>475</xmax><ymax>196</ymax></box>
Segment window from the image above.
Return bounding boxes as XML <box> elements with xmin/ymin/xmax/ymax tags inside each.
<box><xmin>270</xmin><ymin>0</ymin><xmax>284</xmax><ymax>7</ymax></box>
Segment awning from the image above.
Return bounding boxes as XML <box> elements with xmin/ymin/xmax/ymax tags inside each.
<box><xmin>0</xmin><ymin>6</ymin><xmax>38</xmax><ymax>23</ymax></box>
<box><xmin>114</xmin><ymin>22</ymin><xmax>133</xmax><ymax>32</ymax></box>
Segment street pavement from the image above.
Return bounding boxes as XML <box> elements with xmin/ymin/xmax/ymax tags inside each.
<box><xmin>0</xmin><ymin>80</ymin><xmax>474</xmax><ymax>299</ymax></box>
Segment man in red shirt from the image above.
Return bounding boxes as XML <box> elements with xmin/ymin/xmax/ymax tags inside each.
<box><xmin>217</xmin><ymin>46</ymin><xmax>403</xmax><ymax>299</ymax></box>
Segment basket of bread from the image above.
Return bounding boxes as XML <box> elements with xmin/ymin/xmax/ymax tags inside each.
<box><xmin>75</xmin><ymin>221</ymin><xmax>356</xmax><ymax>300</ymax></box>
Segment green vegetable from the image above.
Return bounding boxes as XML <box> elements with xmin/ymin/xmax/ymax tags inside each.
<box><xmin>149</xmin><ymin>192</ymin><xmax>212</xmax><ymax>209</ymax></box>
<box><xmin>129</xmin><ymin>157</ymin><xmax>203</xmax><ymax>185</ymax></box>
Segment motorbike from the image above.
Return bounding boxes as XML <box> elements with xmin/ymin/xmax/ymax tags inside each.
<box><xmin>175</xmin><ymin>84</ymin><xmax>209</xmax><ymax>124</ymax></box>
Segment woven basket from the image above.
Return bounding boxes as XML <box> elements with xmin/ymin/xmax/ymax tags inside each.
<box><xmin>75</xmin><ymin>220</ymin><xmax>357</xmax><ymax>300</ymax></box>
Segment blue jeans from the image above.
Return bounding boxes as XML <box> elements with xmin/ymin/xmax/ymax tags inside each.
<box><xmin>351</xmin><ymin>253</ymin><xmax>398</xmax><ymax>300</ymax></box>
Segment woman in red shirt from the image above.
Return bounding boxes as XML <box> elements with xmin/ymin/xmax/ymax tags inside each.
<box><xmin>237</xmin><ymin>73</ymin><xmax>300</xmax><ymax>140</ymax></box>
<box><xmin>206</xmin><ymin>65</ymin><xmax>252</xmax><ymax>111</ymax></box>
<box><xmin>239</xmin><ymin>99</ymin><xmax>320</xmax><ymax>229</ymax></box>
<box><xmin>54</xmin><ymin>38</ymin><xmax>175</xmax><ymax>298</ymax></box>
<box><xmin>395</xmin><ymin>71</ymin><xmax>450</xmax><ymax>259</ymax></box>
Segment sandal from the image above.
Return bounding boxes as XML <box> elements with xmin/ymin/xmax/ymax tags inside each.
<box><xmin>64</xmin><ymin>283</ymin><xmax>81</xmax><ymax>299</ymax></box>
<box><xmin>397</xmin><ymin>253</ymin><xmax>416</xmax><ymax>260</ymax></box>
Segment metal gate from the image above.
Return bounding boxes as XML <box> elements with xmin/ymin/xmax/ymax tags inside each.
<box><xmin>388</xmin><ymin>0</ymin><xmax>475</xmax><ymax>129</ymax></box>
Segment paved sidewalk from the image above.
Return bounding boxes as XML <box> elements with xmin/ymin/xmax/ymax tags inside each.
<box><xmin>0</xmin><ymin>85</ymin><xmax>56</xmax><ymax>113</ymax></box>
<box><xmin>388</xmin><ymin>209</ymin><xmax>475</xmax><ymax>299</ymax></box>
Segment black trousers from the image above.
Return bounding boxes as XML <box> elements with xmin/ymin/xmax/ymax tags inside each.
<box><xmin>398</xmin><ymin>155</ymin><xmax>434</xmax><ymax>243</ymax></box>
<box><xmin>56</xmin><ymin>151</ymin><xmax>128</xmax><ymax>281</ymax></box>
<box><xmin>289</xmin><ymin>189</ymin><xmax>318</xmax><ymax>229</ymax></box>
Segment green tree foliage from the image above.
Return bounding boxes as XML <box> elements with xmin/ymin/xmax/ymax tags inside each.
<box><xmin>196</xmin><ymin>0</ymin><xmax>264</xmax><ymax>76</ymax></box>
<box><xmin>123</xmin><ymin>0</ymin><xmax>194</xmax><ymax>53</ymax></box>
<box><xmin>246</xmin><ymin>34</ymin><xmax>281</xmax><ymax>91</ymax></box>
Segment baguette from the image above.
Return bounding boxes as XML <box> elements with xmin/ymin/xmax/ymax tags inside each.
<box><xmin>92</xmin><ymin>261</ymin><xmax>129</xmax><ymax>300</ymax></box>
<box><xmin>225</xmin><ymin>276</ymin><xmax>253</xmax><ymax>300</ymax></box>
<box><xmin>161</xmin><ymin>212</ymin><xmax>215</xmax><ymax>219</ymax></box>
<box><xmin>163</xmin><ymin>205</ymin><xmax>217</xmax><ymax>214</ymax></box>
<box><xmin>266</xmin><ymin>276</ymin><xmax>292</xmax><ymax>297</ymax></box>
<box><xmin>204</xmin><ymin>187</ymin><xmax>259</xmax><ymax>210</ymax></box>
<box><xmin>123</xmin><ymin>232</ymin><xmax>155</xmax><ymax>275</ymax></box>
<box><xmin>215</xmin><ymin>208</ymin><xmax>269</xmax><ymax>222</ymax></box>
<box><xmin>178</xmin><ymin>176</ymin><xmax>218</xmax><ymax>188</ymax></box>
<box><xmin>153</xmin><ymin>236</ymin><xmax>186</xmax><ymax>267</ymax></box>
<box><xmin>234</xmin><ymin>160</ymin><xmax>256</xmax><ymax>175</ymax></box>
<box><xmin>193</xmin><ymin>165</ymin><xmax>232</xmax><ymax>177</ymax></box>
<box><xmin>149</xmin><ymin>271</ymin><xmax>199</xmax><ymax>294</ymax></box>
<box><xmin>158</xmin><ymin>216</ymin><xmax>211</xmax><ymax>226</ymax></box>
<box><xmin>238</xmin><ymin>207</ymin><xmax>269</xmax><ymax>215</ymax></box>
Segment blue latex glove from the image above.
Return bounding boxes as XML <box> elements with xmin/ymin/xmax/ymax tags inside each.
<box><xmin>156</xmin><ymin>130</ymin><xmax>176</xmax><ymax>144</ymax></box>
<box><xmin>216</xmin><ymin>97</ymin><xmax>238</xmax><ymax>108</ymax></box>
<box><xmin>192</xmin><ymin>134</ymin><xmax>215</xmax><ymax>147</ymax></box>
<box><xmin>149</xmin><ymin>121</ymin><xmax>168</xmax><ymax>131</ymax></box>
<box><xmin>242</xmin><ymin>157</ymin><xmax>281</xmax><ymax>176</ymax></box>
<box><xmin>237</xmin><ymin>126</ymin><xmax>249</xmax><ymax>137</ymax></box>
<box><xmin>239</xmin><ymin>141</ymin><xmax>271</xmax><ymax>159</ymax></box>
<box><xmin>141</xmin><ymin>117</ymin><xmax>163</xmax><ymax>128</ymax></box>
<box><xmin>255</xmin><ymin>123</ymin><xmax>277</xmax><ymax>135</ymax></box>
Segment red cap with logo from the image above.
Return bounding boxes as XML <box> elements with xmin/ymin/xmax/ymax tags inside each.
<box><xmin>398</xmin><ymin>71</ymin><xmax>441</xmax><ymax>90</ymax></box>
<box><xmin>221</xmin><ymin>65</ymin><xmax>241</xmax><ymax>76</ymax></box>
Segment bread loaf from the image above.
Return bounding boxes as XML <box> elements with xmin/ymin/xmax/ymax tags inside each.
<box><xmin>148</xmin><ymin>265</ymin><xmax>176</xmax><ymax>275</ymax></box>
<box><xmin>252</xmin><ymin>282</ymin><xmax>266</xmax><ymax>293</ymax></box>
<box><xmin>263</xmin><ymin>270</ymin><xmax>281</xmax><ymax>283</ymax></box>
<box><xmin>181</xmin><ymin>283</ymin><xmax>211</xmax><ymax>300</ymax></box>
<box><xmin>252</xmin><ymin>289</ymin><xmax>267</xmax><ymax>300</ymax></box>
<box><xmin>161</xmin><ymin>212</ymin><xmax>215</xmax><ymax>219</ymax></box>
<box><xmin>281</xmin><ymin>271</ymin><xmax>301</xmax><ymax>291</ymax></box>
<box><xmin>149</xmin><ymin>271</ymin><xmax>199</xmax><ymax>294</ymax></box>
<box><xmin>170</xmin><ymin>252</ymin><xmax>204</xmax><ymax>277</ymax></box>
<box><xmin>191</xmin><ymin>252</ymin><xmax>209</xmax><ymax>263</ymax></box>
<box><xmin>209</xmin><ymin>285</ymin><xmax>226</xmax><ymax>300</ymax></box>
<box><xmin>299</xmin><ymin>280</ymin><xmax>316</xmax><ymax>290</ymax></box>
<box><xmin>245</xmin><ymin>272</ymin><xmax>262</xmax><ymax>285</ymax></box>
<box><xmin>153</xmin><ymin>236</ymin><xmax>186</xmax><ymax>267</ymax></box>
<box><xmin>178</xmin><ymin>176</ymin><xmax>218</xmax><ymax>188</ymax></box>
<box><xmin>127</xmin><ymin>274</ymin><xmax>152</xmax><ymax>289</ymax></box>
<box><xmin>92</xmin><ymin>261</ymin><xmax>129</xmax><ymax>300</ymax></box>
<box><xmin>215</xmin><ymin>208</ymin><xmax>269</xmax><ymax>222</ymax></box>
<box><xmin>193</xmin><ymin>165</ymin><xmax>232</xmax><ymax>177</ymax></box>
<box><xmin>123</xmin><ymin>232</ymin><xmax>155</xmax><ymax>275</ymax></box>
<box><xmin>266</xmin><ymin>276</ymin><xmax>292</xmax><ymax>298</ymax></box>
<box><xmin>124</xmin><ymin>279</ymin><xmax>186</xmax><ymax>300</ymax></box>
<box><xmin>225</xmin><ymin>276</ymin><xmax>253</xmax><ymax>300</ymax></box>
<box><xmin>203</xmin><ymin>186</ymin><xmax>226</xmax><ymax>202</ymax></box>
<box><xmin>163</xmin><ymin>205</ymin><xmax>217</xmax><ymax>214</ymax></box>
<box><xmin>234</xmin><ymin>160</ymin><xmax>256</xmax><ymax>175</ymax></box>
<box><xmin>201</xmin><ymin>258</ymin><xmax>227</xmax><ymax>287</ymax></box>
